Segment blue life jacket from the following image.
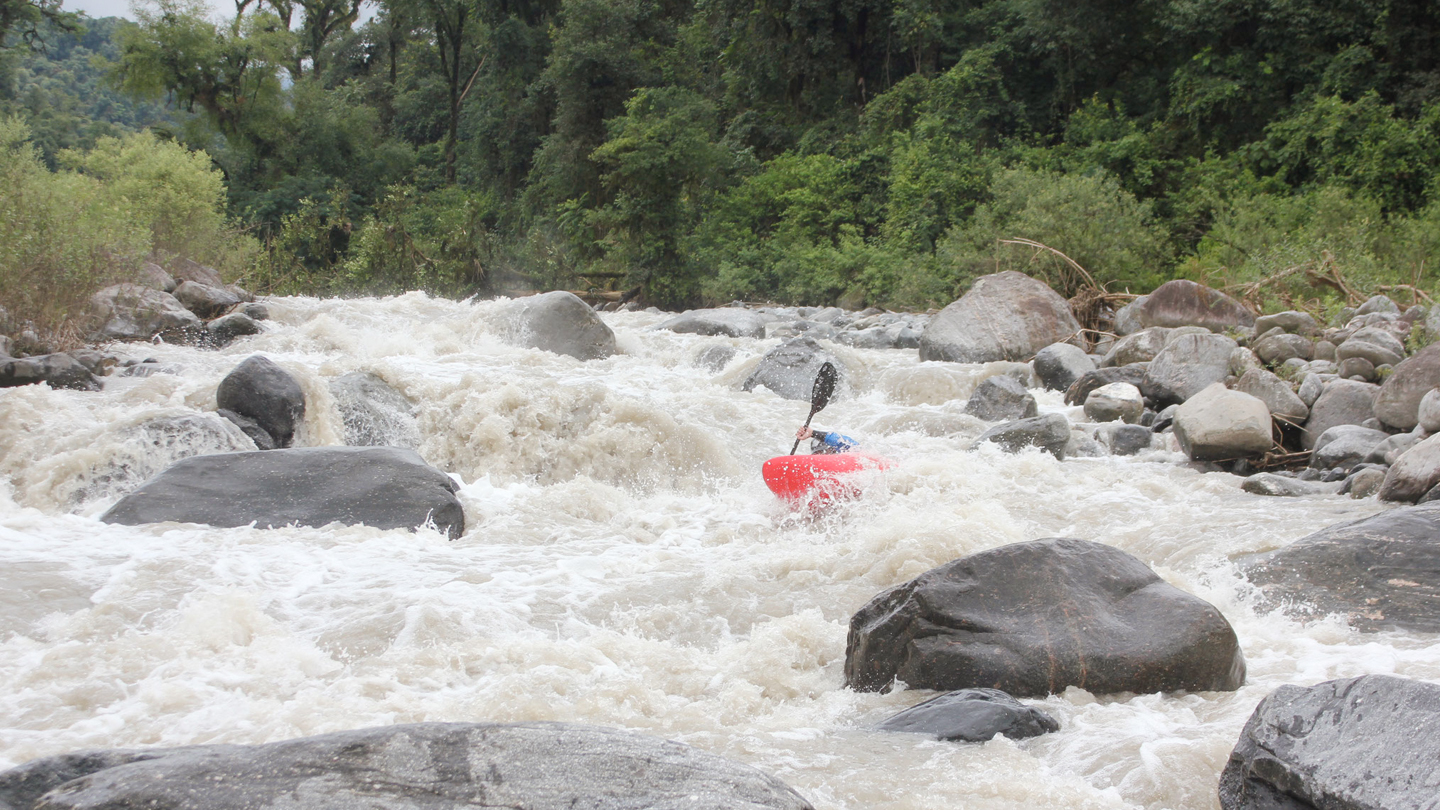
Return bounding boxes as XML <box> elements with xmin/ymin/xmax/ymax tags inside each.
<box><xmin>811</xmin><ymin>430</ymin><xmax>858</xmax><ymax>454</ymax></box>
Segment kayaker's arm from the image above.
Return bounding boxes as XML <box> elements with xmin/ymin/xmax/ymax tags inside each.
<box><xmin>810</xmin><ymin>430</ymin><xmax>858</xmax><ymax>452</ymax></box>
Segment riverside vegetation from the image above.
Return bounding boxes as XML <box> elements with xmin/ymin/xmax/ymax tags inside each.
<box><xmin>4</xmin><ymin>0</ymin><xmax>1440</xmax><ymax>345</ymax></box>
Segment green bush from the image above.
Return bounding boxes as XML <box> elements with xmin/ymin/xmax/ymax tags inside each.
<box><xmin>341</xmin><ymin>184</ymin><xmax>499</xmax><ymax>296</ymax></box>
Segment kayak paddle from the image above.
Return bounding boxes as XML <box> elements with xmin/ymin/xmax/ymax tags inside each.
<box><xmin>789</xmin><ymin>361</ymin><xmax>838</xmax><ymax>454</ymax></box>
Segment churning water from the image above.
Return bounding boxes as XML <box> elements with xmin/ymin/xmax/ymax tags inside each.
<box><xmin>0</xmin><ymin>293</ymin><xmax>1432</xmax><ymax>809</ymax></box>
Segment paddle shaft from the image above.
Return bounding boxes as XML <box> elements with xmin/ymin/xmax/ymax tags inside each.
<box><xmin>788</xmin><ymin>362</ymin><xmax>838</xmax><ymax>454</ymax></box>
<box><xmin>789</xmin><ymin>407</ymin><xmax>820</xmax><ymax>455</ymax></box>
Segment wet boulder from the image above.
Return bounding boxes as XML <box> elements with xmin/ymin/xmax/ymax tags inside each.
<box><xmin>659</xmin><ymin>307</ymin><xmax>768</xmax><ymax>339</ymax></box>
<box><xmin>507</xmin><ymin>291</ymin><xmax>616</xmax><ymax>361</ymax></box>
<box><xmin>1302</xmin><ymin>379</ymin><xmax>1379</xmax><ymax>449</ymax></box>
<box><xmin>963</xmin><ymin>375</ymin><xmax>1038</xmax><ymax>422</ymax></box>
<box><xmin>973</xmin><ymin>413</ymin><xmax>1071</xmax><ymax>459</ymax></box>
<box><xmin>876</xmin><ymin>689</ymin><xmax>1059</xmax><ymax>742</ymax></box>
<box><xmin>205</xmin><ymin>311</ymin><xmax>263</xmax><ymax>347</ymax></box>
<box><xmin>1379</xmin><ymin>433</ymin><xmax>1440</xmax><ymax>502</ymax></box>
<box><xmin>1084</xmin><ymin>382</ymin><xmax>1144</xmax><ymax>424</ymax></box>
<box><xmin>1309</xmin><ymin>425</ymin><xmax>1389</xmax><ymax>472</ymax></box>
<box><xmin>1234</xmin><ymin>368</ymin><xmax>1308</xmax><ymax>422</ymax></box>
<box><xmin>742</xmin><ymin>336</ymin><xmax>844</xmax><ymax>401</ymax></box>
<box><xmin>693</xmin><ymin>344</ymin><xmax>737</xmax><ymax>372</ymax></box>
<box><xmin>86</xmin><ymin>283</ymin><xmax>203</xmax><ymax>343</ymax></box>
<box><xmin>1219</xmin><ymin>675</ymin><xmax>1440</xmax><ymax>810</ymax></box>
<box><xmin>1240</xmin><ymin>473</ymin><xmax>1335</xmax><ymax>497</ymax></box>
<box><xmin>1100</xmin><ymin>328</ymin><xmax>1171</xmax><ymax>367</ymax></box>
<box><xmin>1242</xmin><ymin>501</ymin><xmax>1440</xmax><ymax>631</ymax></box>
<box><xmin>1095</xmin><ymin>423</ymin><xmax>1153</xmax><ymax>455</ymax></box>
<box><xmin>100</xmin><ymin>446</ymin><xmax>466</xmax><ymax>539</ymax></box>
<box><xmin>0</xmin><ymin>353</ymin><xmax>101</xmax><ymax>391</ymax></box>
<box><xmin>330</xmin><ymin>371</ymin><xmax>420</xmax><ymax>449</ymax></box>
<box><xmin>1128</xmin><ymin>279</ymin><xmax>1255</xmax><ymax>332</ymax></box>
<box><xmin>1373</xmin><ymin>343</ymin><xmax>1440</xmax><ymax>430</ymax></box>
<box><xmin>0</xmin><ymin>721</ymin><xmax>813</xmax><ymax>810</ymax></box>
<box><xmin>1141</xmin><ymin>333</ymin><xmax>1239</xmax><ymax>407</ymax></box>
<box><xmin>1032</xmin><ymin>343</ymin><xmax>1095</xmax><ymax>392</ymax></box>
<box><xmin>844</xmin><ymin>537</ymin><xmax>1246</xmax><ymax>696</ymax></box>
<box><xmin>173</xmin><ymin>280</ymin><xmax>243</xmax><ymax>319</ymax></box>
<box><xmin>919</xmin><ymin>271</ymin><xmax>1082</xmax><ymax>364</ymax></box>
<box><xmin>1172</xmin><ymin>384</ymin><xmax>1273</xmax><ymax>462</ymax></box>
<box><xmin>1065</xmin><ymin>364</ymin><xmax>1149</xmax><ymax>406</ymax></box>
<box><xmin>216</xmin><ymin>355</ymin><xmax>306</xmax><ymax>448</ymax></box>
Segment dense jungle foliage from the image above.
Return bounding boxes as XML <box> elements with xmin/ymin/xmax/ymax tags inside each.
<box><xmin>4</xmin><ymin>0</ymin><xmax>1440</xmax><ymax>317</ymax></box>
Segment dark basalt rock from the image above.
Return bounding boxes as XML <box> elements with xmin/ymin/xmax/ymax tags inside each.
<box><xmin>742</xmin><ymin>336</ymin><xmax>845</xmax><ymax>401</ymax></box>
<box><xmin>973</xmin><ymin>413</ymin><xmax>1070</xmax><ymax>459</ymax></box>
<box><xmin>1241</xmin><ymin>501</ymin><xmax>1440</xmax><ymax>632</ymax></box>
<box><xmin>1219</xmin><ymin>675</ymin><xmax>1440</xmax><ymax>810</ymax></box>
<box><xmin>0</xmin><ymin>722</ymin><xmax>814</xmax><ymax>810</ymax></box>
<box><xmin>0</xmin><ymin>353</ymin><xmax>101</xmax><ymax>391</ymax></box>
<box><xmin>876</xmin><ymin>688</ymin><xmax>1059</xmax><ymax>742</ymax></box>
<box><xmin>1032</xmin><ymin>343</ymin><xmax>1095</xmax><ymax>392</ymax></box>
<box><xmin>845</xmin><ymin>538</ymin><xmax>1246</xmax><ymax>697</ymax></box>
<box><xmin>100</xmin><ymin>446</ymin><xmax>464</xmax><ymax>539</ymax></box>
<box><xmin>216</xmin><ymin>355</ymin><xmax>305</xmax><ymax>448</ymax></box>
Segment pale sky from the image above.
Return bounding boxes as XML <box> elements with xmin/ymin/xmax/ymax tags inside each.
<box><xmin>61</xmin><ymin>0</ymin><xmax>376</xmax><ymax>24</ymax></box>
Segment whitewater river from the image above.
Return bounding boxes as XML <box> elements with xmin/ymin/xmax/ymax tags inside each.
<box><xmin>1</xmin><ymin>293</ymin><xmax>1432</xmax><ymax>809</ymax></box>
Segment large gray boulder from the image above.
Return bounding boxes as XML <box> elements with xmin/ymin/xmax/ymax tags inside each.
<box><xmin>1172</xmin><ymin>384</ymin><xmax>1273</xmax><ymax>461</ymax></box>
<box><xmin>1253</xmin><ymin>310</ymin><xmax>1318</xmax><ymax>335</ymax></box>
<box><xmin>845</xmin><ymin>538</ymin><xmax>1245</xmax><ymax>696</ymax></box>
<box><xmin>876</xmin><ymin>689</ymin><xmax>1059</xmax><ymax>742</ymax></box>
<box><xmin>172</xmin><ymin>280</ymin><xmax>243</xmax><ymax>319</ymax></box>
<box><xmin>1141</xmin><ymin>333</ymin><xmax>1239</xmax><ymax>407</ymax></box>
<box><xmin>973</xmin><ymin>413</ymin><xmax>1071</xmax><ymax>459</ymax></box>
<box><xmin>1234</xmin><ymin>368</ymin><xmax>1307</xmax><ymax>422</ymax></box>
<box><xmin>217</xmin><ymin>355</ymin><xmax>306</xmax><ymax>449</ymax></box>
<box><xmin>1242</xmin><ymin>501</ymin><xmax>1440</xmax><ymax>631</ymax></box>
<box><xmin>1032</xmin><ymin>343</ymin><xmax>1095</xmax><ymax>391</ymax></box>
<box><xmin>507</xmin><ymin>291</ymin><xmax>616</xmax><ymax>361</ymax></box>
<box><xmin>1100</xmin><ymin>328</ymin><xmax>1171</xmax><ymax>367</ymax></box>
<box><xmin>919</xmin><ymin>271</ymin><xmax>1081</xmax><ymax>364</ymax></box>
<box><xmin>1374</xmin><ymin>343</ymin><xmax>1440</xmax><ymax>429</ymax></box>
<box><xmin>0</xmin><ymin>722</ymin><xmax>813</xmax><ymax>810</ymax></box>
<box><xmin>1302</xmin><ymin>379</ymin><xmax>1379</xmax><ymax>449</ymax></box>
<box><xmin>1219</xmin><ymin>675</ymin><xmax>1440</xmax><ymax>810</ymax></box>
<box><xmin>963</xmin><ymin>375</ymin><xmax>1038</xmax><ymax>422</ymax></box>
<box><xmin>330</xmin><ymin>371</ymin><xmax>420</xmax><ymax>449</ymax></box>
<box><xmin>1379</xmin><ymin>433</ymin><xmax>1440</xmax><ymax>502</ymax></box>
<box><xmin>1128</xmin><ymin>279</ymin><xmax>1255</xmax><ymax>332</ymax></box>
<box><xmin>1309</xmin><ymin>425</ymin><xmax>1390</xmax><ymax>472</ymax></box>
<box><xmin>100</xmin><ymin>446</ymin><xmax>465</xmax><ymax>539</ymax></box>
<box><xmin>0</xmin><ymin>353</ymin><xmax>101</xmax><ymax>391</ymax></box>
<box><xmin>659</xmin><ymin>308</ymin><xmax>768</xmax><ymax>339</ymax></box>
<box><xmin>741</xmin><ymin>336</ymin><xmax>844</xmax><ymax>401</ymax></box>
<box><xmin>86</xmin><ymin>283</ymin><xmax>203</xmax><ymax>343</ymax></box>
<box><xmin>205</xmin><ymin>311</ymin><xmax>263</xmax><ymax>347</ymax></box>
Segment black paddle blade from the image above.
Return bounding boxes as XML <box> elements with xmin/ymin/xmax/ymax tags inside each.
<box><xmin>789</xmin><ymin>362</ymin><xmax>839</xmax><ymax>454</ymax></box>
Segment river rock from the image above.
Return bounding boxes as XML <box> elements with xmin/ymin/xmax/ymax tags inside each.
<box><xmin>1303</xmin><ymin>379</ymin><xmax>1379</xmax><ymax>449</ymax></box>
<box><xmin>0</xmin><ymin>353</ymin><xmax>102</xmax><ymax>391</ymax></box>
<box><xmin>100</xmin><ymin>446</ymin><xmax>465</xmax><ymax>538</ymax></box>
<box><xmin>1242</xmin><ymin>501</ymin><xmax>1440</xmax><ymax>631</ymax></box>
<box><xmin>507</xmin><ymin>291</ymin><xmax>616</xmax><ymax>361</ymax></box>
<box><xmin>1336</xmin><ymin>326</ymin><xmax>1404</xmax><ymax>369</ymax></box>
<box><xmin>216</xmin><ymin>355</ymin><xmax>306</xmax><ymax>448</ymax></box>
<box><xmin>1219</xmin><ymin>674</ymin><xmax>1440</xmax><ymax>810</ymax></box>
<box><xmin>1419</xmin><ymin>389</ymin><xmax>1440</xmax><ymax>433</ymax></box>
<box><xmin>1128</xmin><ymin>279</ymin><xmax>1255</xmax><ymax>332</ymax></box>
<box><xmin>172</xmin><ymin>280</ymin><xmax>243</xmax><ymax>319</ymax></box>
<box><xmin>1065</xmin><ymin>428</ymin><xmax>1108</xmax><ymax>458</ymax></box>
<box><xmin>1085</xmin><ymin>382</ymin><xmax>1144</xmax><ymax>424</ymax></box>
<box><xmin>1142</xmin><ymin>333</ymin><xmax>1239</xmax><ymax>407</ymax></box>
<box><xmin>330</xmin><ymin>371</ymin><xmax>420</xmax><ymax>449</ymax></box>
<box><xmin>844</xmin><ymin>537</ymin><xmax>1245</xmax><ymax>696</ymax></box>
<box><xmin>1378</xmin><ymin>433</ymin><xmax>1440</xmax><ymax>502</ymax></box>
<box><xmin>660</xmin><ymin>308</ymin><xmax>768</xmax><ymax>339</ymax></box>
<box><xmin>205</xmin><ymin>312</ymin><xmax>263</xmax><ymax>347</ymax></box>
<box><xmin>876</xmin><ymin>688</ymin><xmax>1059</xmax><ymax>742</ymax></box>
<box><xmin>919</xmin><ymin>271</ymin><xmax>1082</xmax><ymax>364</ymax></box>
<box><xmin>135</xmin><ymin>260</ymin><xmax>177</xmax><ymax>293</ymax></box>
<box><xmin>1065</xmin><ymin>364</ymin><xmax>1149</xmax><ymax>406</ymax></box>
<box><xmin>1096</xmin><ymin>423</ymin><xmax>1153</xmax><ymax>455</ymax></box>
<box><xmin>1253</xmin><ymin>333</ymin><xmax>1314</xmax><ymax>365</ymax></box>
<box><xmin>1172</xmin><ymin>384</ymin><xmax>1272</xmax><ymax>461</ymax></box>
<box><xmin>693</xmin><ymin>344</ymin><xmax>737</xmax><ymax>371</ymax></box>
<box><xmin>973</xmin><ymin>413</ymin><xmax>1070</xmax><ymax>458</ymax></box>
<box><xmin>166</xmin><ymin>257</ymin><xmax>226</xmax><ymax>287</ymax></box>
<box><xmin>1253</xmin><ymin>310</ymin><xmax>1318</xmax><ymax>335</ymax></box>
<box><xmin>1032</xmin><ymin>343</ymin><xmax>1095</xmax><ymax>391</ymax></box>
<box><xmin>963</xmin><ymin>375</ymin><xmax>1038</xmax><ymax>422</ymax></box>
<box><xmin>1357</xmin><ymin>294</ymin><xmax>1401</xmax><ymax>316</ymax></box>
<box><xmin>742</xmin><ymin>337</ymin><xmax>844</xmax><ymax>401</ymax></box>
<box><xmin>1234</xmin><ymin>368</ymin><xmax>1308</xmax><ymax>422</ymax></box>
<box><xmin>1336</xmin><ymin>355</ymin><xmax>1377</xmax><ymax>382</ymax></box>
<box><xmin>0</xmin><ymin>721</ymin><xmax>812</xmax><ymax>810</ymax></box>
<box><xmin>86</xmin><ymin>283</ymin><xmax>204</xmax><ymax>343</ymax></box>
<box><xmin>1099</xmin><ymin>328</ymin><xmax>1169</xmax><ymax>368</ymax></box>
<box><xmin>1344</xmin><ymin>466</ymin><xmax>1388</xmax><ymax>498</ymax></box>
<box><xmin>1366</xmin><ymin>431</ymin><xmax>1422</xmax><ymax>465</ymax></box>
<box><xmin>217</xmin><ymin>409</ymin><xmax>275</xmax><ymax>450</ymax></box>
<box><xmin>1240</xmin><ymin>473</ymin><xmax>1327</xmax><ymax>497</ymax></box>
<box><xmin>1309</xmin><ymin>425</ymin><xmax>1389</xmax><ymax>471</ymax></box>
<box><xmin>1373</xmin><ymin>343</ymin><xmax>1440</xmax><ymax>429</ymax></box>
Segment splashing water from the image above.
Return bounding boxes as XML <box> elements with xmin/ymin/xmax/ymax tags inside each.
<box><xmin>0</xmin><ymin>292</ymin><xmax>1429</xmax><ymax>809</ymax></box>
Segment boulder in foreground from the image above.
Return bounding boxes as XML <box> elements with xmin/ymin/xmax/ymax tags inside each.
<box><xmin>1219</xmin><ymin>675</ymin><xmax>1440</xmax><ymax>810</ymax></box>
<box><xmin>919</xmin><ymin>271</ymin><xmax>1081</xmax><ymax>364</ymax></box>
<box><xmin>1241</xmin><ymin>501</ymin><xmax>1440</xmax><ymax>632</ymax></box>
<box><xmin>100</xmin><ymin>446</ymin><xmax>465</xmax><ymax>539</ymax></box>
<box><xmin>0</xmin><ymin>722</ymin><xmax>814</xmax><ymax>810</ymax></box>
<box><xmin>845</xmin><ymin>538</ymin><xmax>1245</xmax><ymax>697</ymax></box>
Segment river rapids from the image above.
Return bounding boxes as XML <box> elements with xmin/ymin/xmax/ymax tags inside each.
<box><xmin>1</xmin><ymin>293</ymin><xmax>1433</xmax><ymax>809</ymax></box>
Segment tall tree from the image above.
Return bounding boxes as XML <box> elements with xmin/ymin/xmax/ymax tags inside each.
<box><xmin>0</xmin><ymin>0</ymin><xmax>76</xmax><ymax>51</ymax></box>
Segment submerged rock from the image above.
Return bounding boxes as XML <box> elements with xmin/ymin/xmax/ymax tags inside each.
<box><xmin>659</xmin><ymin>307</ymin><xmax>768</xmax><ymax>339</ymax></box>
<box><xmin>0</xmin><ymin>722</ymin><xmax>814</xmax><ymax>810</ymax></box>
<box><xmin>877</xmin><ymin>688</ymin><xmax>1059</xmax><ymax>742</ymax></box>
<box><xmin>845</xmin><ymin>537</ymin><xmax>1245</xmax><ymax>697</ymax></box>
<box><xmin>330</xmin><ymin>371</ymin><xmax>420</xmax><ymax>449</ymax></box>
<box><xmin>973</xmin><ymin>413</ymin><xmax>1070</xmax><ymax>458</ymax></box>
<box><xmin>963</xmin><ymin>374</ymin><xmax>1037</xmax><ymax>422</ymax></box>
<box><xmin>742</xmin><ymin>336</ymin><xmax>844</xmax><ymax>401</ymax></box>
<box><xmin>1219</xmin><ymin>675</ymin><xmax>1440</xmax><ymax>810</ymax></box>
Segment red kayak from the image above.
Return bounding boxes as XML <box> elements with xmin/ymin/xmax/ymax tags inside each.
<box><xmin>762</xmin><ymin>453</ymin><xmax>892</xmax><ymax>504</ymax></box>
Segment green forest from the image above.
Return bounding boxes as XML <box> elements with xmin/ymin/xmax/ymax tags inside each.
<box><xmin>4</xmin><ymin>0</ymin><xmax>1440</xmax><ymax>327</ymax></box>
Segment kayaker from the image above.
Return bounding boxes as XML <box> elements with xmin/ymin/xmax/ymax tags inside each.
<box><xmin>795</xmin><ymin>426</ymin><xmax>858</xmax><ymax>455</ymax></box>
